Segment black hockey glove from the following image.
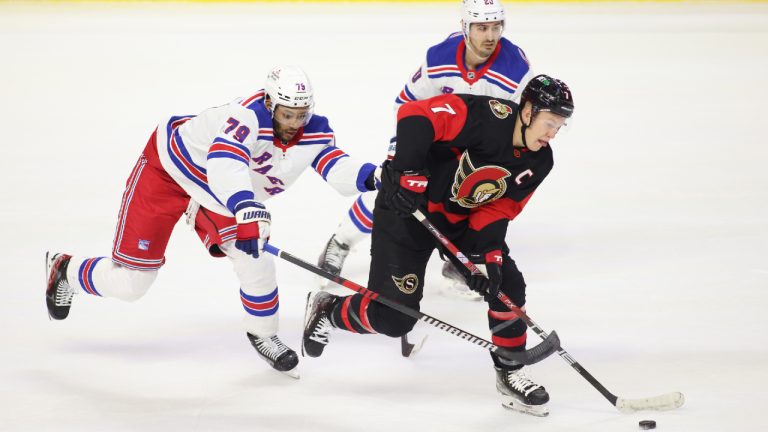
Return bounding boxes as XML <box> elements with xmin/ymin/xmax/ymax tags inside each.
<box><xmin>467</xmin><ymin>250</ymin><xmax>503</xmax><ymax>301</ymax></box>
<box><xmin>381</xmin><ymin>161</ymin><xmax>428</xmax><ymax>218</ymax></box>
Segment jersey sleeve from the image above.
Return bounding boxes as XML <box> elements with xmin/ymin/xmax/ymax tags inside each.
<box><xmin>308</xmin><ymin>117</ymin><xmax>376</xmax><ymax>195</ymax></box>
<box><xmin>206</xmin><ymin>105</ymin><xmax>260</xmax><ymax>214</ymax></box>
<box><xmin>390</xmin><ymin>94</ymin><xmax>468</xmax><ymax>171</ymax></box>
<box><xmin>394</xmin><ymin>60</ymin><xmax>441</xmax><ymax>111</ymax></box>
<box><xmin>311</xmin><ymin>145</ymin><xmax>376</xmax><ymax>196</ymax></box>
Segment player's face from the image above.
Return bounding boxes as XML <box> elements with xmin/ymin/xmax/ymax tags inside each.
<box><xmin>468</xmin><ymin>21</ymin><xmax>503</xmax><ymax>58</ymax></box>
<box><xmin>525</xmin><ymin>111</ymin><xmax>568</xmax><ymax>152</ymax></box>
<box><xmin>272</xmin><ymin>105</ymin><xmax>311</xmax><ymax>142</ymax></box>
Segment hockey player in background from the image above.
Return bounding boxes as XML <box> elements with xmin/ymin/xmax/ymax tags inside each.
<box><xmin>303</xmin><ymin>75</ymin><xmax>574</xmax><ymax>415</ymax></box>
<box><xmin>45</xmin><ymin>65</ymin><xmax>378</xmax><ymax>379</ymax></box>
<box><xmin>318</xmin><ymin>0</ymin><xmax>534</xmax><ymax>302</ymax></box>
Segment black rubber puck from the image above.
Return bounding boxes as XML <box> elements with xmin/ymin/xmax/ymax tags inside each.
<box><xmin>639</xmin><ymin>420</ymin><xmax>656</xmax><ymax>429</ymax></box>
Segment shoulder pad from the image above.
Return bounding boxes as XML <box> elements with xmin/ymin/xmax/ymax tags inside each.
<box><xmin>426</xmin><ymin>33</ymin><xmax>463</xmax><ymax>68</ymax></box>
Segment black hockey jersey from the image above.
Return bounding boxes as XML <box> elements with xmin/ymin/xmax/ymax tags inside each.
<box><xmin>391</xmin><ymin>94</ymin><xmax>553</xmax><ymax>254</ymax></box>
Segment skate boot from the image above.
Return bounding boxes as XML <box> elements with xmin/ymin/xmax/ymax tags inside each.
<box><xmin>247</xmin><ymin>333</ymin><xmax>300</xmax><ymax>379</ymax></box>
<box><xmin>440</xmin><ymin>261</ymin><xmax>482</xmax><ymax>301</ymax></box>
<box><xmin>302</xmin><ymin>291</ymin><xmax>339</xmax><ymax>358</ymax></box>
<box><xmin>317</xmin><ymin>235</ymin><xmax>350</xmax><ymax>277</ymax></box>
<box><xmin>495</xmin><ymin>367</ymin><xmax>550</xmax><ymax>416</ymax></box>
<box><xmin>45</xmin><ymin>252</ymin><xmax>75</xmax><ymax>320</ymax></box>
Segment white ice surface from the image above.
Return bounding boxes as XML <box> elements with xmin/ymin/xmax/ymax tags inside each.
<box><xmin>1</xmin><ymin>2</ymin><xmax>767</xmax><ymax>431</ymax></box>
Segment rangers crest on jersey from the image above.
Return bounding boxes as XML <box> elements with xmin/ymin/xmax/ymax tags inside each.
<box><xmin>450</xmin><ymin>152</ymin><xmax>511</xmax><ymax>208</ymax></box>
<box><xmin>489</xmin><ymin>100</ymin><xmax>513</xmax><ymax>119</ymax></box>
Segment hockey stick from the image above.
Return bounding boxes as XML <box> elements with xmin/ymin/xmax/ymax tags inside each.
<box><xmin>262</xmin><ymin>243</ymin><xmax>559</xmax><ymax>367</ymax></box>
<box><xmin>412</xmin><ymin>209</ymin><xmax>685</xmax><ymax>413</ymax></box>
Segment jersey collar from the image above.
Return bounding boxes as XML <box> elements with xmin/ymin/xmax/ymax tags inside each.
<box><xmin>456</xmin><ymin>40</ymin><xmax>501</xmax><ymax>84</ymax></box>
<box><xmin>273</xmin><ymin>127</ymin><xmax>304</xmax><ymax>153</ymax></box>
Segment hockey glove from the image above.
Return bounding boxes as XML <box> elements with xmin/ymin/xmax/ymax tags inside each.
<box><xmin>234</xmin><ymin>201</ymin><xmax>271</xmax><ymax>258</ymax></box>
<box><xmin>467</xmin><ymin>250</ymin><xmax>504</xmax><ymax>301</ymax></box>
<box><xmin>381</xmin><ymin>161</ymin><xmax>428</xmax><ymax>217</ymax></box>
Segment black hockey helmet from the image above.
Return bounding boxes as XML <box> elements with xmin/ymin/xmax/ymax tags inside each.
<box><xmin>520</xmin><ymin>74</ymin><xmax>574</xmax><ymax>119</ymax></box>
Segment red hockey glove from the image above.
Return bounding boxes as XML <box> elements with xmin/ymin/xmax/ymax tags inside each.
<box><xmin>467</xmin><ymin>250</ymin><xmax>504</xmax><ymax>301</ymax></box>
<box><xmin>234</xmin><ymin>201</ymin><xmax>271</xmax><ymax>258</ymax></box>
<box><xmin>381</xmin><ymin>161</ymin><xmax>428</xmax><ymax>217</ymax></box>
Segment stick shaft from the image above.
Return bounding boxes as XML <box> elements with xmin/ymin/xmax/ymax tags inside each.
<box><xmin>262</xmin><ymin>243</ymin><xmax>544</xmax><ymax>365</ymax></box>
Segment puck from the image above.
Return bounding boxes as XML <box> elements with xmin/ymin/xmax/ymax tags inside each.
<box><xmin>639</xmin><ymin>420</ymin><xmax>656</xmax><ymax>429</ymax></box>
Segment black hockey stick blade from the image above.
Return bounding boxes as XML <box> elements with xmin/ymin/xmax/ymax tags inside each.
<box><xmin>495</xmin><ymin>330</ymin><xmax>560</xmax><ymax>367</ymax></box>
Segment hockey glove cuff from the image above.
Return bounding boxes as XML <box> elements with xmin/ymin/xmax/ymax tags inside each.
<box><xmin>381</xmin><ymin>161</ymin><xmax>428</xmax><ymax>218</ymax></box>
<box><xmin>234</xmin><ymin>201</ymin><xmax>271</xmax><ymax>258</ymax></box>
<box><xmin>364</xmin><ymin>165</ymin><xmax>383</xmax><ymax>191</ymax></box>
<box><xmin>467</xmin><ymin>250</ymin><xmax>503</xmax><ymax>301</ymax></box>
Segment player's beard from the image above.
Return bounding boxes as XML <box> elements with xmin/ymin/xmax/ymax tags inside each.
<box><xmin>471</xmin><ymin>39</ymin><xmax>497</xmax><ymax>59</ymax></box>
<box><xmin>274</xmin><ymin>123</ymin><xmax>299</xmax><ymax>143</ymax></box>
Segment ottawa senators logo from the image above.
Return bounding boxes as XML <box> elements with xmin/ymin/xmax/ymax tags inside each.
<box><xmin>450</xmin><ymin>152</ymin><xmax>511</xmax><ymax>208</ymax></box>
<box><xmin>392</xmin><ymin>274</ymin><xmax>419</xmax><ymax>294</ymax></box>
<box><xmin>489</xmin><ymin>100</ymin><xmax>513</xmax><ymax>119</ymax></box>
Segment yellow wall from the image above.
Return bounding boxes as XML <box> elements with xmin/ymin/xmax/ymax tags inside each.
<box><xmin>5</xmin><ymin>0</ymin><xmax>767</xmax><ymax>4</ymax></box>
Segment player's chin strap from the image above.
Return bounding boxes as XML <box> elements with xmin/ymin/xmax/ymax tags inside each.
<box><xmin>519</xmin><ymin>110</ymin><xmax>533</xmax><ymax>151</ymax></box>
<box><xmin>410</xmin><ymin>208</ymin><xmax>685</xmax><ymax>413</ymax></box>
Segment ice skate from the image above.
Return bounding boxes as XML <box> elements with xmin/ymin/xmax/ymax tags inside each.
<box><xmin>317</xmin><ymin>235</ymin><xmax>350</xmax><ymax>280</ymax></box>
<box><xmin>45</xmin><ymin>252</ymin><xmax>75</xmax><ymax>320</ymax></box>
<box><xmin>439</xmin><ymin>261</ymin><xmax>482</xmax><ymax>301</ymax></box>
<box><xmin>302</xmin><ymin>291</ymin><xmax>339</xmax><ymax>358</ymax></box>
<box><xmin>247</xmin><ymin>333</ymin><xmax>300</xmax><ymax>379</ymax></box>
<box><xmin>495</xmin><ymin>367</ymin><xmax>550</xmax><ymax>417</ymax></box>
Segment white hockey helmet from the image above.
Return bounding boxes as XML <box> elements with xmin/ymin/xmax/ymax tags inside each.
<box><xmin>264</xmin><ymin>65</ymin><xmax>314</xmax><ymax>125</ymax></box>
<box><xmin>461</xmin><ymin>0</ymin><xmax>506</xmax><ymax>40</ymax></box>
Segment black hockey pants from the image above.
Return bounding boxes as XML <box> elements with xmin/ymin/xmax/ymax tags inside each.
<box><xmin>330</xmin><ymin>196</ymin><xmax>529</xmax><ymax>368</ymax></box>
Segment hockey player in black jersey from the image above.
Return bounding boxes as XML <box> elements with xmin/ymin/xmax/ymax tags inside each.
<box><xmin>303</xmin><ymin>75</ymin><xmax>574</xmax><ymax>416</ymax></box>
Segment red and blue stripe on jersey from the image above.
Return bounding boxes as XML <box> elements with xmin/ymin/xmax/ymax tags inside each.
<box><xmin>165</xmin><ymin>115</ymin><xmax>223</xmax><ymax>207</ymax></box>
<box><xmin>418</xmin><ymin>34</ymin><xmax>528</xmax><ymax>96</ymax></box>
<box><xmin>77</xmin><ymin>257</ymin><xmax>104</xmax><ymax>296</ymax></box>
<box><xmin>208</xmin><ymin>137</ymin><xmax>251</xmax><ymax>165</ymax></box>
<box><xmin>396</xmin><ymin>85</ymin><xmax>418</xmax><ymax>105</ymax></box>
<box><xmin>240</xmin><ymin>90</ymin><xmax>266</xmax><ymax>108</ymax></box>
<box><xmin>348</xmin><ymin>195</ymin><xmax>373</xmax><ymax>234</ymax></box>
<box><xmin>240</xmin><ymin>287</ymin><xmax>279</xmax><ymax>317</ymax></box>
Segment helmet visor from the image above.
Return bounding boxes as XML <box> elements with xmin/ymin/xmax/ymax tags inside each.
<box><xmin>273</xmin><ymin>104</ymin><xmax>314</xmax><ymax>128</ymax></box>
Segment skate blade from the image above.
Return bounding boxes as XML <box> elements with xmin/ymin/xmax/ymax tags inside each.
<box><xmin>501</xmin><ymin>398</ymin><xmax>549</xmax><ymax>417</ymax></box>
<box><xmin>301</xmin><ymin>292</ymin><xmax>314</xmax><ymax>357</ymax></box>
<box><xmin>45</xmin><ymin>251</ymin><xmax>51</xmax><ymax>320</ymax></box>
<box><xmin>280</xmin><ymin>367</ymin><xmax>300</xmax><ymax>379</ymax></box>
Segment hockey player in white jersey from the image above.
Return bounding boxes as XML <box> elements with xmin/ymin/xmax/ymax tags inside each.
<box><xmin>45</xmin><ymin>65</ymin><xmax>378</xmax><ymax>378</ymax></box>
<box><xmin>318</xmin><ymin>0</ymin><xmax>535</xmax><ymax>301</ymax></box>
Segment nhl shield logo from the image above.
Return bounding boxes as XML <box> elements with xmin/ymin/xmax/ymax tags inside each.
<box><xmin>489</xmin><ymin>100</ymin><xmax>513</xmax><ymax>119</ymax></box>
<box><xmin>450</xmin><ymin>152</ymin><xmax>511</xmax><ymax>208</ymax></box>
<box><xmin>392</xmin><ymin>274</ymin><xmax>419</xmax><ymax>294</ymax></box>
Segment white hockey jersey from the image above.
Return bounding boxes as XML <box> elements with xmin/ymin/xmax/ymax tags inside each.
<box><xmin>395</xmin><ymin>33</ymin><xmax>533</xmax><ymax>107</ymax></box>
<box><xmin>386</xmin><ymin>33</ymin><xmax>534</xmax><ymax>158</ymax></box>
<box><xmin>156</xmin><ymin>91</ymin><xmax>375</xmax><ymax>216</ymax></box>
